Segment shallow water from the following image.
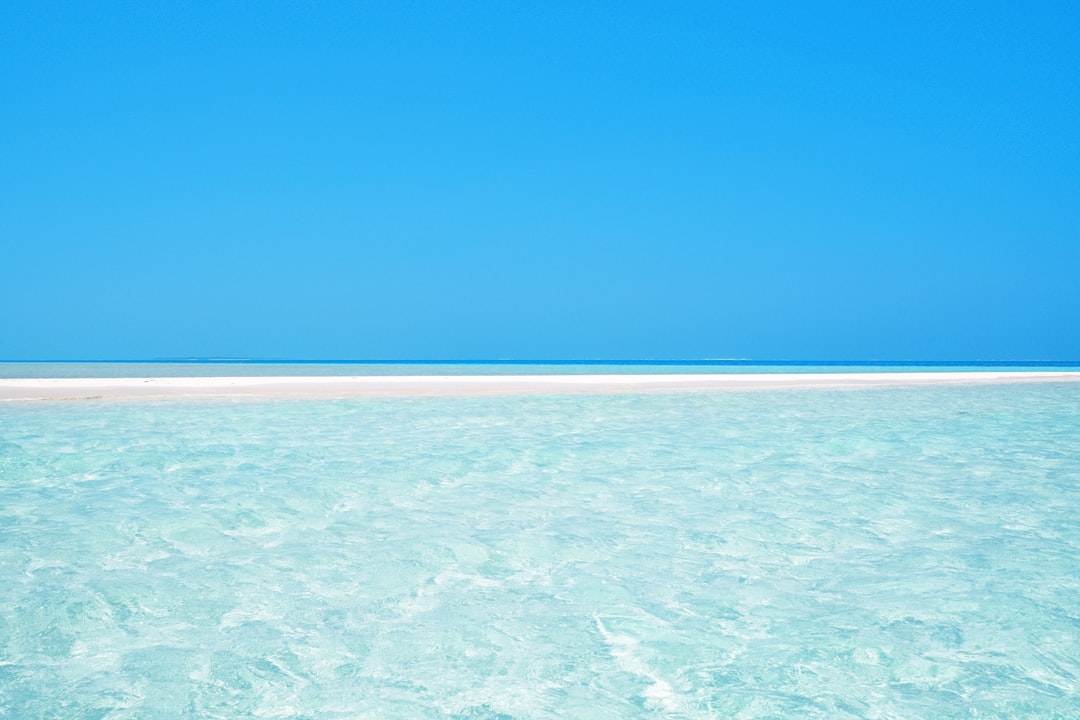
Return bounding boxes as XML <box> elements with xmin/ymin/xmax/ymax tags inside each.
<box><xmin>2</xmin><ymin>385</ymin><xmax>1079</xmax><ymax>718</ymax></box>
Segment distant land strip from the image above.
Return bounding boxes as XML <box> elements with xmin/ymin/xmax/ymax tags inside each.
<box><xmin>3</xmin><ymin>372</ymin><xmax>1080</xmax><ymax>401</ymax></box>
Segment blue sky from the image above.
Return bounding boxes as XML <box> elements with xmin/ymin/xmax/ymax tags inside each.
<box><xmin>2</xmin><ymin>1</ymin><xmax>1078</xmax><ymax>360</ymax></box>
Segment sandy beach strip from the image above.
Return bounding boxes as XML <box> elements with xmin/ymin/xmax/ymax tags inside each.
<box><xmin>2</xmin><ymin>372</ymin><xmax>1080</xmax><ymax>401</ymax></box>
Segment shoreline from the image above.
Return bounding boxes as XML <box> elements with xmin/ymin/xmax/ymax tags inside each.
<box><xmin>2</xmin><ymin>371</ymin><xmax>1080</xmax><ymax>401</ymax></box>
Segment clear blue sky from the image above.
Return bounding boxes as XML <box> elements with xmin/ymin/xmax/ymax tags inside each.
<box><xmin>2</xmin><ymin>1</ymin><xmax>1078</xmax><ymax>360</ymax></box>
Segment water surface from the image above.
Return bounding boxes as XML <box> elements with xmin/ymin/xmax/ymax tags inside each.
<box><xmin>2</xmin><ymin>384</ymin><xmax>1078</xmax><ymax>718</ymax></box>
<box><xmin>3</xmin><ymin>360</ymin><xmax>1079</xmax><ymax>379</ymax></box>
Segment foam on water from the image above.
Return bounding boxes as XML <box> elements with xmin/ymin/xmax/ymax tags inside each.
<box><xmin>2</xmin><ymin>384</ymin><xmax>1079</xmax><ymax>718</ymax></box>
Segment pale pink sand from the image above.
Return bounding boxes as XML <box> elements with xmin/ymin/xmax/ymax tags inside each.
<box><xmin>2</xmin><ymin>372</ymin><xmax>1079</xmax><ymax>401</ymax></box>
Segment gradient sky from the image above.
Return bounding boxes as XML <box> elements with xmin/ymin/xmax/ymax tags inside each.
<box><xmin>2</xmin><ymin>1</ymin><xmax>1078</xmax><ymax>360</ymax></box>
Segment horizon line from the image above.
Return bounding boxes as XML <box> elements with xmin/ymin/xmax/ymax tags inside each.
<box><xmin>3</xmin><ymin>358</ymin><xmax>1080</xmax><ymax>366</ymax></box>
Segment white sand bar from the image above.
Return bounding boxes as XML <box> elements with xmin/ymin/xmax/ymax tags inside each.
<box><xmin>2</xmin><ymin>372</ymin><xmax>1080</xmax><ymax>401</ymax></box>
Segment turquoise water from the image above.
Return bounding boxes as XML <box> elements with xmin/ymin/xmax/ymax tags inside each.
<box><xmin>2</xmin><ymin>384</ymin><xmax>1079</xmax><ymax>718</ymax></box>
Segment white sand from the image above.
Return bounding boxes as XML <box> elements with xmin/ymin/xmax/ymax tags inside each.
<box><xmin>2</xmin><ymin>372</ymin><xmax>1079</xmax><ymax>401</ymax></box>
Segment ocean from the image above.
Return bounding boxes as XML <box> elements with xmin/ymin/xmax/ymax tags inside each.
<box><xmin>2</xmin><ymin>367</ymin><xmax>1079</xmax><ymax>718</ymax></box>
<box><xmin>3</xmin><ymin>360</ymin><xmax>1080</xmax><ymax>379</ymax></box>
